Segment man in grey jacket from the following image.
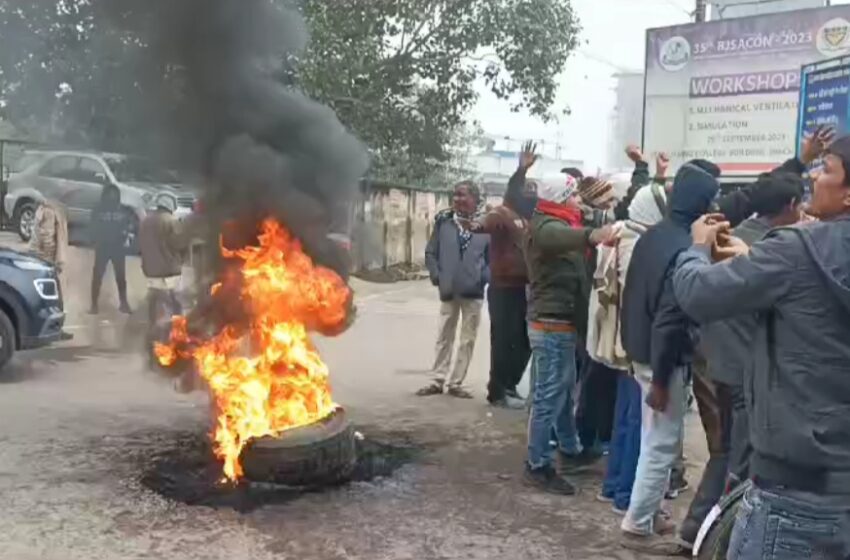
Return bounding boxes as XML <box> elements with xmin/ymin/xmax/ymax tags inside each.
<box><xmin>673</xmin><ymin>137</ymin><xmax>850</xmax><ymax>559</ymax></box>
<box><xmin>418</xmin><ymin>181</ymin><xmax>490</xmax><ymax>399</ymax></box>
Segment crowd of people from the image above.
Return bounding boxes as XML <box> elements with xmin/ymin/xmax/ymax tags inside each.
<box><xmin>28</xmin><ymin>184</ymin><xmax>196</xmax><ymax>330</ymax></box>
<box><xmin>417</xmin><ymin>127</ymin><xmax>850</xmax><ymax>557</ymax></box>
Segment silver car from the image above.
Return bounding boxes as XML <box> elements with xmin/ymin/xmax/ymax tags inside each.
<box><xmin>4</xmin><ymin>150</ymin><xmax>195</xmax><ymax>248</ymax></box>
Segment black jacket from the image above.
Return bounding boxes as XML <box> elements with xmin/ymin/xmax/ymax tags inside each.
<box><xmin>620</xmin><ymin>162</ymin><xmax>720</xmax><ymax>387</ymax></box>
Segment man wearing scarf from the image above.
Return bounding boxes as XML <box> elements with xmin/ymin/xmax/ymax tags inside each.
<box><xmin>523</xmin><ymin>175</ymin><xmax>614</xmax><ymax>495</ymax></box>
<box><xmin>419</xmin><ymin>181</ymin><xmax>490</xmax><ymax>400</ymax></box>
<box><xmin>618</xmin><ymin>159</ymin><xmax>721</xmax><ymax>547</ymax></box>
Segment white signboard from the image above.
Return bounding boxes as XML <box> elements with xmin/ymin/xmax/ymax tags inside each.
<box><xmin>644</xmin><ymin>6</ymin><xmax>850</xmax><ymax>177</ymax></box>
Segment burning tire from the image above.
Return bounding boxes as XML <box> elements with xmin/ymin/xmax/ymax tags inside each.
<box><xmin>241</xmin><ymin>407</ymin><xmax>356</xmax><ymax>488</ymax></box>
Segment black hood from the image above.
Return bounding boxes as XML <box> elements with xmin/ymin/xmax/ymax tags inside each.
<box><xmin>797</xmin><ymin>216</ymin><xmax>850</xmax><ymax>314</ymax></box>
<box><xmin>668</xmin><ymin>160</ymin><xmax>721</xmax><ymax>228</ymax></box>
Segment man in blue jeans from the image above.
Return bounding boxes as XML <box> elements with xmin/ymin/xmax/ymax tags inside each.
<box><xmin>673</xmin><ymin>136</ymin><xmax>850</xmax><ymax>558</ymax></box>
<box><xmin>523</xmin><ymin>176</ymin><xmax>614</xmax><ymax>495</ymax></box>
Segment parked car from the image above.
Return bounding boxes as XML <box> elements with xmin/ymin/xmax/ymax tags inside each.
<box><xmin>0</xmin><ymin>247</ymin><xmax>65</xmax><ymax>371</ymax></box>
<box><xmin>4</xmin><ymin>150</ymin><xmax>196</xmax><ymax>250</ymax></box>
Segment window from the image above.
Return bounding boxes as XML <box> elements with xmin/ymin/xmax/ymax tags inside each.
<box><xmin>40</xmin><ymin>156</ymin><xmax>79</xmax><ymax>179</ymax></box>
<box><xmin>76</xmin><ymin>157</ymin><xmax>108</xmax><ymax>183</ymax></box>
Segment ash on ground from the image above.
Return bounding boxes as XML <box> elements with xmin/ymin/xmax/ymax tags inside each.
<box><xmin>141</xmin><ymin>430</ymin><xmax>419</xmax><ymax>512</ymax></box>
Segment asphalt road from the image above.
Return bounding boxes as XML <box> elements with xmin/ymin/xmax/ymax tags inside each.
<box><xmin>0</xmin><ymin>234</ymin><xmax>707</xmax><ymax>560</ymax></box>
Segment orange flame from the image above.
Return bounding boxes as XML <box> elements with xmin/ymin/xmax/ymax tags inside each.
<box><xmin>155</xmin><ymin>219</ymin><xmax>350</xmax><ymax>481</ymax></box>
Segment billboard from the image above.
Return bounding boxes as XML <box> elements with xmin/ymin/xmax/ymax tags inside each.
<box><xmin>797</xmin><ymin>54</ymin><xmax>850</xmax><ymax>156</ymax></box>
<box><xmin>644</xmin><ymin>5</ymin><xmax>850</xmax><ymax>178</ymax></box>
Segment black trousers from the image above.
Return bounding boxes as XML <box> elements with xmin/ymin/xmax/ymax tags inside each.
<box><xmin>486</xmin><ymin>285</ymin><xmax>531</xmax><ymax>402</ymax></box>
<box><xmin>717</xmin><ymin>381</ymin><xmax>750</xmax><ymax>487</ymax></box>
<box><xmin>576</xmin><ymin>354</ymin><xmax>618</xmax><ymax>449</ymax></box>
<box><xmin>91</xmin><ymin>249</ymin><xmax>128</xmax><ymax>307</ymax></box>
<box><xmin>680</xmin><ymin>367</ymin><xmax>732</xmax><ymax>545</ymax></box>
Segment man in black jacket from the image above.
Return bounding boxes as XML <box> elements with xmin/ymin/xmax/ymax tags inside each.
<box><xmin>619</xmin><ymin>160</ymin><xmax>721</xmax><ymax>548</ymax></box>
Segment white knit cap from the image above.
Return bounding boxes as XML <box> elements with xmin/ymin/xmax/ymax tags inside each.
<box><xmin>627</xmin><ymin>184</ymin><xmax>667</xmax><ymax>227</ymax></box>
<box><xmin>538</xmin><ymin>174</ymin><xmax>577</xmax><ymax>204</ymax></box>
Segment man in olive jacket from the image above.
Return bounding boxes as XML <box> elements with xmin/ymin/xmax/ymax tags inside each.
<box><xmin>523</xmin><ymin>176</ymin><xmax>612</xmax><ymax>495</ymax></box>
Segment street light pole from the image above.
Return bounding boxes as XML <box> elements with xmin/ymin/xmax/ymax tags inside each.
<box><xmin>695</xmin><ymin>0</ymin><xmax>707</xmax><ymax>22</ymax></box>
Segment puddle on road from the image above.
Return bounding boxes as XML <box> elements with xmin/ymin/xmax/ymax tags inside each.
<box><xmin>141</xmin><ymin>430</ymin><xmax>419</xmax><ymax>512</ymax></box>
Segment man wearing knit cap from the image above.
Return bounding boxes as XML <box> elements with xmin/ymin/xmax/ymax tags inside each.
<box><xmin>618</xmin><ymin>159</ymin><xmax>722</xmax><ymax>548</ymax></box>
<box><xmin>523</xmin><ymin>173</ymin><xmax>615</xmax><ymax>495</ymax></box>
<box><xmin>673</xmin><ymin>136</ymin><xmax>850</xmax><ymax>559</ymax></box>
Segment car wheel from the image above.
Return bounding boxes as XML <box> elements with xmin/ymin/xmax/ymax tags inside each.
<box><xmin>241</xmin><ymin>407</ymin><xmax>357</xmax><ymax>488</ymax></box>
<box><xmin>0</xmin><ymin>308</ymin><xmax>17</xmax><ymax>371</ymax></box>
<box><xmin>14</xmin><ymin>200</ymin><xmax>37</xmax><ymax>242</ymax></box>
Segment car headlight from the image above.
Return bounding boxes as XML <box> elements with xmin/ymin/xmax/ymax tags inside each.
<box><xmin>12</xmin><ymin>259</ymin><xmax>53</xmax><ymax>272</ymax></box>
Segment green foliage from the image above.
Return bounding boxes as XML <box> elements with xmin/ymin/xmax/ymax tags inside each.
<box><xmin>0</xmin><ymin>0</ymin><xmax>580</xmax><ymax>185</ymax></box>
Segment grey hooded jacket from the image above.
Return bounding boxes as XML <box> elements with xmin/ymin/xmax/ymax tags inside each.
<box><xmin>673</xmin><ymin>216</ymin><xmax>850</xmax><ymax>493</ymax></box>
<box><xmin>425</xmin><ymin>212</ymin><xmax>490</xmax><ymax>302</ymax></box>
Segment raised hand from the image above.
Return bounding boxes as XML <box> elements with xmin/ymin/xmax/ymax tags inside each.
<box><xmin>656</xmin><ymin>152</ymin><xmax>670</xmax><ymax>178</ymax></box>
<box><xmin>801</xmin><ymin>125</ymin><xmax>837</xmax><ymax>165</ymax></box>
<box><xmin>625</xmin><ymin>144</ymin><xmax>644</xmax><ymax>164</ymax></box>
<box><xmin>519</xmin><ymin>140</ymin><xmax>540</xmax><ymax>170</ymax></box>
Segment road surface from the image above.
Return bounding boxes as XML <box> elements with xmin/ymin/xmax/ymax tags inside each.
<box><xmin>0</xmin><ymin>234</ymin><xmax>707</xmax><ymax>560</ymax></box>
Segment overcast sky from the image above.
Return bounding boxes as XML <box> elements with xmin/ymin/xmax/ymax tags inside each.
<box><xmin>471</xmin><ymin>0</ymin><xmax>850</xmax><ymax>171</ymax></box>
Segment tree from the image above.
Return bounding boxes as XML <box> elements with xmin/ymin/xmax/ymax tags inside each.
<box><xmin>0</xmin><ymin>0</ymin><xmax>580</xmax><ymax>186</ymax></box>
<box><xmin>295</xmin><ymin>0</ymin><xmax>580</xmax><ymax>185</ymax></box>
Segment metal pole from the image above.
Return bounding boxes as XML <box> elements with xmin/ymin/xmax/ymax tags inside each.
<box><xmin>695</xmin><ymin>0</ymin><xmax>707</xmax><ymax>22</ymax></box>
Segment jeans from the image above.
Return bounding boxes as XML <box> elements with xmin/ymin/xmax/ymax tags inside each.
<box><xmin>487</xmin><ymin>286</ymin><xmax>531</xmax><ymax>402</ymax></box>
<box><xmin>727</xmin><ymin>485</ymin><xmax>850</xmax><ymax>560</ymax></box>
<box><xmin>91</xmin><ymin>249</ymin><xmax>128</xmax><ymax>308</ymax></box>
<box><xmin>680</xmin><ymin>366</ymin><xmax>730</xmax><ymax>545</ymax></box>
<box><xmin>622</xmin><ymin>363</ymin><xmax>687</xmax><ymax>535</ymax></box>
<box><xmin>527</xmin><ymin>325</ymin><xmax>581</xmax><ymax>470</ymax></box>
<box><xmin>433</xmin><ymin>298</ymin><xmax>483</xmax><ymax>389</ymax></box>
<box><xmin>601</xmin><ymin>372</ymin><xmax>642</xmax><ymax>510</ymax></box>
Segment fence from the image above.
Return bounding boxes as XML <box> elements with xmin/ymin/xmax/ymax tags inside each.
<box><xmin>351</xmin><ymin>182</ymin><xmax>502</xmax><ymax>272</ymax></box>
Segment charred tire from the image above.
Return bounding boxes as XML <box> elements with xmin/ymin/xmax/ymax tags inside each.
<box><xmin>241</xmin><ymin>408</ymin><xmax>356</xmax><ymax>488</ymax></box>
<box><xmin>0</xmin><ymin>308</ymin><xmax>17</xmax><ymax>371</ymax></box>
<box><xmin>14</xmin><ymin>200</ymin><xmax>37</xmax><ymax>242</ymax></box>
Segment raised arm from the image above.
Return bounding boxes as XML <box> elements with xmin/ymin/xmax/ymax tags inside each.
<box><xmin>673</xmin><ymin>231</ymin><xmax>799</xmax><ymax>324</ymax></box>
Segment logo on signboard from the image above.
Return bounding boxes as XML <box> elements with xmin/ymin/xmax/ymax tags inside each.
<box><xmin>659</xmin><ymin>36</ymin><xmax>691</xmax><ymax>72</ymax></box>
<box><xmin>817</xmin><ymin>18</ymin><xmax>850</xmax><ymax>56</ymax></box>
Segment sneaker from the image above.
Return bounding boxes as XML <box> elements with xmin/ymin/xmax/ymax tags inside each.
<box><xmin>665</xmin><ymin>479</ymin><xmax>690</xmax><ymax>500</ymax></box>
<box><xmin>557</xmin><ymin>448</ymin><xmax>602</xmax><ymax>474</ymax></box>
<box><xmin>523</xmin><ymin>466</ymin><xmax>577</xmax><ymax>496</ymax></box>
<box><xmin>490</xmin><ymin>395</ymin><xmax>525</xmax><ymax>410</ymax></box>
<box><xmin>119</xmin><ymin>302</ymin><xmax>133</xmax><ymax>315</ymax></box>
<box><xmin>415</xmin><ymin>383</ymin><xmax>444</xmax><ymax>396</ymax></box>
<box><xmin>612</xmin><ymin>504</ymin><xmax>628</xmax><ymax>515</ymax></box>
<box><xmin>620</xmin><ymin>532</ymin><xmax>685</xmax><ymax>555</ymax></box>
<box><xmin>595</xmin><ymin>492</ymin><xmax>614</xmax><ymax>504</ymax></box>
<box><xmin>505</xmin><ymin>388</ymin><xmax>524</xmax><ymax>400</ymax></box>
<box><xmin>447</xmin><ymin>387</ymin><xmax>474</xmax><ymax>399</ymax></box>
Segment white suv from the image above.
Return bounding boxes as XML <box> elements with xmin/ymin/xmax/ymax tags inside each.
<box><xmin>5</xmin><ymin>150</ymin><xmax>195</xmax><ymax>249</ymax></box>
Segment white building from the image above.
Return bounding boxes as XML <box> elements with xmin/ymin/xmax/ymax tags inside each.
<box><xmin>710</xmin><ymin>0</ymin><xmax>827</xmax><ymax>19</ymax></box>
<box><xmin>473</xmin><ymin>135</ymin><xmax>583</xmax><ymax>195</ymax></box>
<box><xmin>607</xmin><ymin>72</ymin><xmax>645</xmax><ymax>172</ymax></box>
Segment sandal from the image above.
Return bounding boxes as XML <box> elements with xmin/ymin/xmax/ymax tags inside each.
<box><xmin>447</xmin><ymin>387</ymin><xmax>474</xmax><ymax>399</ymax></box>
<box><xmin>416</xmin><ymin>383</ymin><xmax>444</xmax><ymax>396</ymax></box>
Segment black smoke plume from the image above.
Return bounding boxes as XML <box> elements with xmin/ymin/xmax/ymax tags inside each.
<box><xmin>103</xmin><ymin>0</ymin><xmax>369</xmax><ymax>278</ymax></box>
